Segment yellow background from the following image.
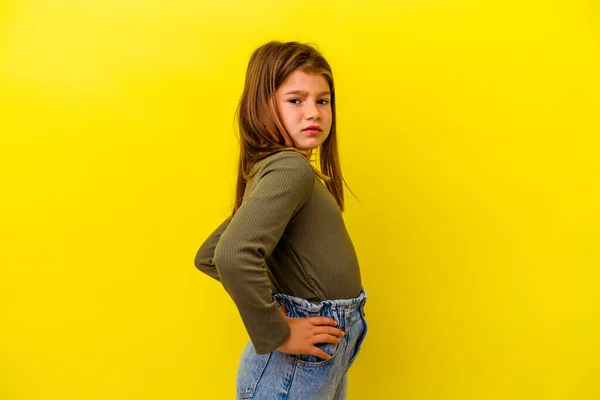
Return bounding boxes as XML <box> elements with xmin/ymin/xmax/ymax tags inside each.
<box><xmin>1</xmin><ymin>0</ymin><xmax>599</xmax><ymax>399</ymax></box>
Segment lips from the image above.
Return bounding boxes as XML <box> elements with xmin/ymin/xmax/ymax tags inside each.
<box><xmin>303</xmin><ymin>129</ymin><xmax>321</xmax><ymax>135</ymax></box>
<box><xmin>302</xmin><ymin>125</ymin><xmax>322</xmax><ymax>132</ymax></box>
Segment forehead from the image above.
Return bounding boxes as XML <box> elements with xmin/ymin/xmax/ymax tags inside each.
<box><xmin>278</xmin><ymin>70</ymin><xmax>330</xmax><ymax>94</ymax></box>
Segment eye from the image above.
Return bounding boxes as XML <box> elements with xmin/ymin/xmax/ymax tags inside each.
<box><xmin>318</xmin><ymin>99</ymin><xmax>330</xmax><ymax>105</ymax></box>
<box><xmin>288</xmin><ymin>98</ymin><xmax>301</xmax><ymax>104</ymax></box>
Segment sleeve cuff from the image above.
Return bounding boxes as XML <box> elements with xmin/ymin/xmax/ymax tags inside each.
<box><xmin>252</xmin><ymin>322</ymin><xmax>291</xmax><ymax>355</ymax></box>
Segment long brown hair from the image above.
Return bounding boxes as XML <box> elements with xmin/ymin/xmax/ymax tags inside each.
<box><xmin>228</xmin><ymin>41</ymin><xmax>357</xmax><ymax>222</ymax></box>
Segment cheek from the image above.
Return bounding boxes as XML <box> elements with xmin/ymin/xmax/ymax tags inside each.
<box><xmin>285</xmin><ymin>109</ymin><xmax>302</xmax><ymax>123</ymax></box>
<box><xmin>279</xmin><ymin>112</ymin><xmax>299</xmax><ymax>133</ymax></box>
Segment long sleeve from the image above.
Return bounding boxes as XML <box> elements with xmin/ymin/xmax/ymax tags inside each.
<box><xmin>213</xmin><ymin>152</ymin><xmax>315</xmax><ymax>354</ymax></box>
<box><xmin>194</xmin><ymin>218</ymin><xmax>230</xmax><ymax>282</ymax></box>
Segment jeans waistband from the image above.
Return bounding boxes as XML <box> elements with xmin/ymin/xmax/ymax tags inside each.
<box><xmin>271</xmin><ymin>286</ymin><xmax>367</xmax><ymax>313</ymax></box>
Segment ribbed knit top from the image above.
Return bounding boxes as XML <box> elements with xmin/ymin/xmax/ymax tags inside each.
<box><xmin>194</xmin><ymin>150</ymin><xmax>362</xmax><ymax>354</ymax></box>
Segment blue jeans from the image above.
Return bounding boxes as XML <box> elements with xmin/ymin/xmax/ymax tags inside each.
<box><xmin>236</xmin><ymin>287</ymin><xmax>368</xmax><ymax>399</ymax></box>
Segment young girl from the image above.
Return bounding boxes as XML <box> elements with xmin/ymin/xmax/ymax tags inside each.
<box><xmin>194</xmin><ymin>41</ymin><xmax>368</xmax><ymax>399</ymax></box>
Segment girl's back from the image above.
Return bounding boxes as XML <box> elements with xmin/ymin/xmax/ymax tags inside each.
<box><xmin>244</xmin><ymin>150</ymin><xmax>362</xmax><ymax>305</ymax></box>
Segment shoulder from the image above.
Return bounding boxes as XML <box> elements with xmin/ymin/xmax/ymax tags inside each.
<box><xmin>254</xmin><ymin>151</ymin><xmax>314</xmax><ymax>179</ymax></box>
<box><xmin>257</xmin><ymin>150</ymin><xmax>311</xmax><ymax>166</ymax></box>
<box><xmin>251</xmin><ymin>151</ymin><xmax>315</xmax><ymax>193</ymax></box>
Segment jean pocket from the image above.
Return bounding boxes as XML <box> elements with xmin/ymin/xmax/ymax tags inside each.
<box><xmin>294</xmin><ymin>339</ymin><xmax>343</xmax><ymax>368</ymax></box>
<box><xmin>237</xmin><ymin>341</ymin><xmax>272</xmax><ymax>399</ymax></box>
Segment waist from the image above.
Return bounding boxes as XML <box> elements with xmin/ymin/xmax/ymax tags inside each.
<box><xmin>271</xmin><ymin>286</ymin><xmax>367</xmax><ymax>332</ymax></box>
<box><xmin>271</xmin><ymin>286</ymin><xmax>367</xmax><ymax>313</ymax></box>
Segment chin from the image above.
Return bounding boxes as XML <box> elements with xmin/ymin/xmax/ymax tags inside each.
<box><xmin>300</xmin><ymin>139</ymin><xmax>325</xmax><ymax>149</ymax></box>
<box><xmin>298</xmin><ymin>144</ymin><xmax>320</xmax><ymax>151</ymax></box>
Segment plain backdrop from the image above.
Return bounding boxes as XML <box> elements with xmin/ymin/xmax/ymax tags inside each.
<box><xmin>1</xmin><ymin>0</ymin><xmax>599</xmax><ymax>399</ymax></box>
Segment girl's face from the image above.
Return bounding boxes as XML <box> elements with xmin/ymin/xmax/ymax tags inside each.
<box><xmin>273</xmin><ymin>70</ymin><xmax>332</xmax><ymax>151</ymax></box>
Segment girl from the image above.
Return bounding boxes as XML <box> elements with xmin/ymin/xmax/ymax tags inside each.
<box><xmin>194</xmin><ymin>41</ymin><xmax>368</xmax><ymax>399</ymax></box>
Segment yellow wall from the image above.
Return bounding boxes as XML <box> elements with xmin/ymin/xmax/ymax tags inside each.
<box><xmin>1</xmin><ymin>0</ymin><xmax>598</xmax><ymax>399</ymax></box>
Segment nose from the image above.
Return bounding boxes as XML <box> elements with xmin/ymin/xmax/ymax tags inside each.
<box><xmin>305</xmin><ymin>101</ymin><xmax>321</xmax><ymax>120</ymax></box>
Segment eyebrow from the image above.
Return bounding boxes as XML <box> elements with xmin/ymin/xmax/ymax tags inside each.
<box><xmin>284</xmin><ymin>90</ymin><xmax>331</xmax><ymax>97</ymax></box>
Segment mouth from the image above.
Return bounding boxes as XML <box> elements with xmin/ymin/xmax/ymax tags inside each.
<box><xmin>303</xmin><ymin>129</ymin><xmax>321</xmax><ymax>135</ymax></box>
<box><xmin>302</xmin><ymin>125</ymin><xmax>322</xmax><ymax>135</ymax></box>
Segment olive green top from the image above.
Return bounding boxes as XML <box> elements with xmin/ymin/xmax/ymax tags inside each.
<box><xmin>194</xmin><ymin>151</ymin><xmax>362</xmax><ymax>354</ymax></box>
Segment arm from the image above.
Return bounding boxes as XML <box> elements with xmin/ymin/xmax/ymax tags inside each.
<box><xmin>213</xmin><ymin>152</ymin><xmax>314</xmax><ymax>354</ymax></box>
<box><xmin>194</xmin><ymin>218</ymin><xmax>230</xmax><ymax>282</ymax></box>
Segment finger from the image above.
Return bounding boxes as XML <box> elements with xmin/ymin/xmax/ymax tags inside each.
<box><xmin>319</xmin><ymin>326</ymin><xmax>345</xmax><ymax>338</ymax></box>
<box><xmin>312</xmin><ymin>333</ymin><xmax>342</xmax><ymax>345</ymax></box>
<box><xmin>312</xmin><ymin>347</ymin><xmax>333</xmax><ymax>360</ymax></box>
<box><xmin>309</xmin><ymin>316</ymin><xmax>338</xmax><ymax>327</ymax></box>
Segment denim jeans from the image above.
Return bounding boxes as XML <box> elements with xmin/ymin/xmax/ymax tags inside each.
<box><xmin>236</xmin><ymin>287</ymin><xmax>368</xmax><ymax>399</ymax></box>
